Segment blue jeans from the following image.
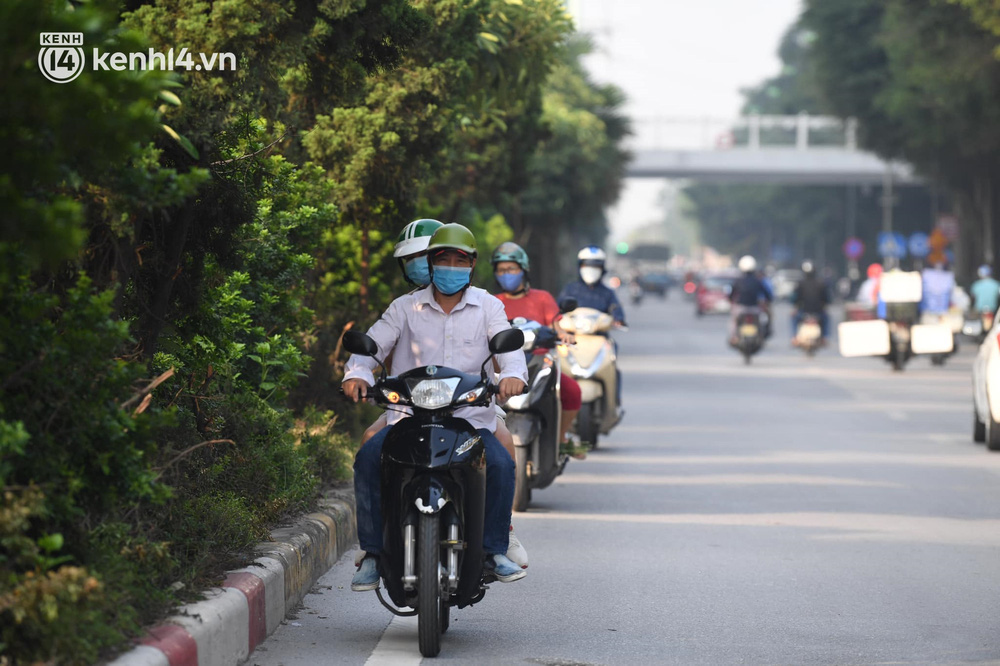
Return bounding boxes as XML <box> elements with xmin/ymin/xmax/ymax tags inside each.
<box><xmin>354</xmin><ymin>425</ymin><xmax>514</xmax><ymax>556</ymax></box>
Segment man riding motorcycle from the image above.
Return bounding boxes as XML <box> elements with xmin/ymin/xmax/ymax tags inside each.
<box><xmin>558</xmin><ymin>246</ymin><xmax>627</xmax><ymax>326</ymax></box>
<box><xmin>729</xmin><ymin>255</ymin><xmax>772</xmax><ymax>343</ymax></box>
<box><xmin>491</xmin><ymin>241</ymin><xmax>583</xmax><ymax>454</ymax></box>
<box><xmin>342</xmin><ymin>223</ymin><xmax>528</xmax><ymax>590</ymax></box>
<box><xmin>971</xmin><ymin>264</ymin><xmax>1000</xmax><ymax>320</ymax></box>
<box><xmin>558</xmin><ymin>246</ymin><xmax>626</xmax><ymax>412</ymax></box>
<box><xmin>791</xmin><ymin>260</ymin><xmax>831</xmax><ymax>346</ymax></box>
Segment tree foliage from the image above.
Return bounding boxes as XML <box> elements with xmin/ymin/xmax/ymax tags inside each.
<box><xmin>0</xmin><ymin>1</ymin><xmax>628</xmax><ymax>662</ymax></box>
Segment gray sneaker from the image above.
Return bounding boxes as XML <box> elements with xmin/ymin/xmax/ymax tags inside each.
<box><xmin>484</xmin><ymin>553</ymin><xmax>527</xmax><ymax>583</ymax></box>
<box><xmin>351</xmin><ymin>555</ymin><xmax>380</xmax><ymax>591</ymax></box>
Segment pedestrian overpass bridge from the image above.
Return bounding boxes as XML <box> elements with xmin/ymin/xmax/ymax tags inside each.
<box><xmin>626</xmin><ymin>115</ymin><xmax>919</xmax><ymax>185</ymax></box>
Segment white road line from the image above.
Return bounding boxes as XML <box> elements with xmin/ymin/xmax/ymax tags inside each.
<box><xmin>365</xmin><ymin>615</ymin><xmax>422</xmax><ymax>666</ymax></box>
<box><xmin>887</xmin><ymin>410</ymin><xmax>909</xmax><ymax>421</ymax></box>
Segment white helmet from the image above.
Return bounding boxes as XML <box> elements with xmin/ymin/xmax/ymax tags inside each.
<box><xmin>801</xmin><ymin>260</ymin><xmax>814</xmax><ymax>274</ymax></box>
<box><xmin>979</xmin><ymin>264</ymin><xmax>993</xmax><ymax>278</ymax></box>
<box><xmin>738</xmin><ymin>255</ymin><xmax>757</xmax><ymax>273</ymax></box>
<box><xmin>577</xmin><ymin>246</ymin><xmax>607</xmax><ymax>263</ymax></box>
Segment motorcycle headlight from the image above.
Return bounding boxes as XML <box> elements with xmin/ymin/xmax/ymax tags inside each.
<box><xmin>573</xmin><ymin>316</ymin><xmax>595</xmax><ymax>334</ymax></box>
<box><xmin>408</xmin><ymin>377</ymin><xmax>461</xmax><ymax>409</ymax></box>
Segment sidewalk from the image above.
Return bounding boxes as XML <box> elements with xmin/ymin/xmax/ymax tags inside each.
<box><xmin>106</xmin><ymin>486</ymin><xmax>356</xmax><ymax>666</ymax></box>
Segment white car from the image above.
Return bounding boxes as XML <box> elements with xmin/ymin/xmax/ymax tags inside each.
<box><xmin>972</xmin><ymin>312</ymin><xmax>1000</xmax><ymax>449</ymax></box>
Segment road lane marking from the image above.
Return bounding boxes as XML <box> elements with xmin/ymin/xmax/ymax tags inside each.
<box><xmin>887</xmin><ymin>410</ymin><xmax>909</xmax><ymax>421</ymax></box>
<box><xmin>555</xmin><ymin>473</ymin><xmax>900</xmax><ymax>487</ymax></box>
<box><xmin>365</xmin><ymin>615</ymin><xmax>421</xmax><ymax>666</ymax></box>
<box><xmin>512</xmin><ymin>511</ymin><xmax>1000</xmax><ymax>546</ymax></box>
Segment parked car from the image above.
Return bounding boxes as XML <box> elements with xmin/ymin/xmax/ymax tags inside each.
<box><xmin>696</xmin><ymin>272</ymin><xmax>740</xmax><ymax>316</ymax></box>
<box><xmin>973</xmin><ymin>312</ymin><xmax>1000</xmax><ymax>450</ymax></box>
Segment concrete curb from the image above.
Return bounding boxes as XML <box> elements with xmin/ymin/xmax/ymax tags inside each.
<box><xmin>106</xmin><ymin>487</ymin><xmax>356</xmax><ymax>666</ymax></box>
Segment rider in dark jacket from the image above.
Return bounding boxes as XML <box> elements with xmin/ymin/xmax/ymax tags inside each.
<box><xmin>729</xmin><ymin>255</ymin><xmax>773</xmax><ymax>340</ymax></box>
<box><xmin>791</xmin><ymin>261</ymin><xmax>831</xmax><ymax>344</ymax></box>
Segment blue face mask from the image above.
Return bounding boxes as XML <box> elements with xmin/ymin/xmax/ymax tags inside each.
<box><xmin>496</xmin><ymin>271</ymin><xmax>524</xmax><ymax>293</ymax></box>
<box><xmin>432</xmin><ymin>265</ymin><xmax>472</xmax><ymax>295</ymax></box>
<box><xmin>404</xmin><ymin>256</ymin><xmax>430</xmax><ymax>286</ymax></box>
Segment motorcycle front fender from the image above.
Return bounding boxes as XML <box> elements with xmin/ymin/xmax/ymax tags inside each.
<box><xmin>577</xmin><ymin>378</ymin><xmax>604</xmax><ymax>404</ymax></box>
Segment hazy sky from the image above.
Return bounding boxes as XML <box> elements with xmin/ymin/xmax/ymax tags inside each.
<box><xmin>567</xmin><ymin>0</ymin><xmax>804</xmax><ymax>244</ymax></box>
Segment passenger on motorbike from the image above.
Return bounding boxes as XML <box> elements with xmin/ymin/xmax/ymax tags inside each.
<box><xmin>791</xmin><ymin>260</ymin><xmax>831</xmax><ymax>345</ymax></box>
<box><xmin>729</xmin><ymin>255</ymin><xmax>773</xmax><ymax>343</ymax></box>
<box><xmin>343</xmin><ymin>224</ymin><xmax>529</xmax><ymax>589</ymax></box>
<box><xmin>491</xmin><ymin>242</ymin><xmax>584</xmax><ymax>454</ymax></box>
<box><xmin>971</xmin><ymin>264</ymin><xmax>1000</xmax><ymax>316</ymax></box>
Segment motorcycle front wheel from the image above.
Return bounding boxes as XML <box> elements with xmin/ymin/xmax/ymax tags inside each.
<box><xmin>576</xmin><ymin>402</ymin><xmax>599</xmax><ymax>450</ymax></box>
<box><xmin>418</xmin><ymin>514</ymin><xmax>442</xmax><ymax>657</ymax></box>
<box><xmin>513</xmin><ymin>446</ymin><xmax>531</xmax><ymax>512</ymax></box>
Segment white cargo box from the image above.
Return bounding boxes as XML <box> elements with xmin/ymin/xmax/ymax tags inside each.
<box><xmin>911</xmin><ymin>323</ymin><xmax>954</xmax><ymax>354</ymax></box>
<box><xmin>838</xmin><ymin>320</ymin><xmax>890</xmax><ymax>357</ymax></box>
<box><xmin>879</xmin><ymin>270</ymin><xmax>922</xmax><ymax>303</ymax></box>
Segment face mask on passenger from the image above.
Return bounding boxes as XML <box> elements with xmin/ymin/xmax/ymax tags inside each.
<box><xmin>404</xmin><ymin>256</ymin><xmax>431</xmax><ymax>285</ymax></box>
<box><xmin>580</xmin><ymin>266</ymin><xmax>603</xmax><ymax>285</ymax></box>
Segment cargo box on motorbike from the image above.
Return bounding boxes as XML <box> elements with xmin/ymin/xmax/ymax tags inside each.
<box><xmin>838</xmin><ymin>320</ymin><xmax>891</xmax><ymax>357</ymax></box>
<box><xmin>879</xmin><ymin>270</ymin><xmax>922</xmax><ymax>303</ymax></box>
<box><xmin>910</xmin><ymin>323</ymin><xmax>954</xmax><ymax>354</ymax></box>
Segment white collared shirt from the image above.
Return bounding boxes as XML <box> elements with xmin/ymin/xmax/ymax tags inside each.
<box><xmin>343</xmin><ymin>286</ymin><xmax>528</xmax><ymax>432</ymax></box>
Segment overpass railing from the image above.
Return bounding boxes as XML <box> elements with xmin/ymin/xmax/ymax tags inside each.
<box><xmin>627</xmin><ymin>114</ymin><xmax>859</xmax><ymax>152</ymax></box>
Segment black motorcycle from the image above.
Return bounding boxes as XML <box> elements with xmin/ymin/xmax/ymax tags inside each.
<box><xmin>342</xmin><ymin>327</ymin><xmax>524</xmax><ymax>658</ymax></box>
<box><xmin>732</xmin><ymin>308</ymin><xmax>764</xmax><ymax>364</ymax></box>
<box><xmin>505</xmin><ymin>318</ymin><xmax>567</xmax><ymax>512</ymax></box>
<box><xmin>884</xmin><ymin>302</ymin><xmax>918</xmax><ymax>371</ymax></box>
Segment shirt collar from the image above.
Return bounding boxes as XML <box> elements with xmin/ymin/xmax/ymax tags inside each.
<box><xmin>415</xmin><ymin>285</ymin><xmax>484</xmax><ymax>313</ymax></box>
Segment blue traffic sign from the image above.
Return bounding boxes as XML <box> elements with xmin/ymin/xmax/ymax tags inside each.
<box><xmin>907</xmin><ymin>232</ymin><xmax>930</xmax><ymax>258</ymax></box>
<box><xmin>877</xmin><ymin>231</ymin><xmax>908</xmax><ymax>259</ymax></box>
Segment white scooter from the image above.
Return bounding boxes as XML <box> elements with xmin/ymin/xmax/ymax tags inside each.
<box><xmin>558</xmin><ymin>307</ymin><xmax>624</xmax><ymax>449</ymax></box>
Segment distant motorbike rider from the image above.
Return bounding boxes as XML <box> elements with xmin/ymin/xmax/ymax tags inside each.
<box><xmin>491</xmin><ymin>241</ymin><xmax>583</xmax><ymax>451</ymax></box>
<box><xmin>856</xmin><ymin>263</ymin><xmax>883</xmax><ymax>308</ymax></box>
<box><xmin>971</xmin><ymin>264</ymin><xmax>1000</xmax><ymax>316</ymax></box>
<box><xmin>342</xmin><ymin>223</ymin><xmax>529</xmax><ymax>590</ymax></box>
<box><xmin>729</xmin><ymin>255</ymin><xmax>773</xmax><ymax>342</ymax></box>
<box><xmin>791</xmin><ymin>260</ymin><xmax>831</xmax><ymax>345</ymax></box>
<box><xmin>920</xmin><ymin>260</ymin><xmax>955</xmax><ymax>317</ymax></box>
<box><xmin>558</xmin><ymin>246</ymin><xmax>627</xmax><ymax>326</ymax></box>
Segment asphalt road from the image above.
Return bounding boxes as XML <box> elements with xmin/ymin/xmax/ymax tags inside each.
<box><xmin>250</xmin><ymin>293</ymin><xmax>1000</xmax><ymax>665</ymax></box>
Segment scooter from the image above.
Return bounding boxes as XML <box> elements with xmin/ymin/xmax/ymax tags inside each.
<box><xmin>341</xmin><ymin>327</ymin><xmax>524</xmax><ymax>658</ymax></box>
<box><xmin>558</xmin><ymin>306</ymin><xmax>623</xmax><ymax>449</ymax></box>
<box><xmin>731</xmin><ymin>308</ymin><xmax>764</xmax><ymax>364</ymax></box>
<box><xmin>504</xmin><ymin>318</ymin><xmax>567</xmax><ymax>512</ymax></box>
<box><xmin>794</xmin><ymin>313</ymin><xmax>823</xmax><ymax>357</ymax></box>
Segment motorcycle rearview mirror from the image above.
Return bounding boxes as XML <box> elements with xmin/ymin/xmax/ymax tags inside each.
<box><xmin>490</xmin><ymin>328</ymin><xmax>525</xmax><ymax>355</ymax></box>
<box><xmin>481</xmin><ymin>328</ymin><xmax>525</xmax><ymax>378</ymax></box>
<box><xmin>559</xmin><ymin>297</ymin><xmax>578</xmax><ymax>313</ymax></box>
<box><xmin>342</xmin><ymin>330</ymin><xmax>387</xmax><ymax>378</ymax></box>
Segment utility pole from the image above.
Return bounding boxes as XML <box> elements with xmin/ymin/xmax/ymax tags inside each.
<box><xmin>881</xmin><ymin>165</ymin><xmax>896</xmax><ymax>268</ymax></box>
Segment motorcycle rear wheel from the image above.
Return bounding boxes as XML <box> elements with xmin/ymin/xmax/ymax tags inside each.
<box><xmin>418</xmin><ymin>514</ymin><xmax>442</xmax><ymax>657</ymax></box>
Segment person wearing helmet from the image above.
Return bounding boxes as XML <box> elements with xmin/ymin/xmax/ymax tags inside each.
<box><xmin>393</xmin><ymin>218</ymin><xmax>444</xmax><ymax>286</ymax></box>
<box><xmin>343</xmin><ymin>223</ymin><xmax>529</xmax><ymax>589</ymax></box>
<box><xmin>557</xmin><ymin>246</ymin><xmax>626</xmax><ymax>325</ymax></box>
<box><xmin>856</xmin><ymin>263</ymin><xmax>883</xmax><ymax>307</ymax></box>
<box><xmin>729</xmin><ymin>255</ymin><xmax>773</xmax><ymax>343</ymax></box>
<box><xmin>491</xmin><ymin>242</ymin><xmax>584</xmax><ymax>454</ymax></box>
<box><xmin>791</xmin><ymin>260</ymin><xmax>832</xmax><ymax>345</ymax></box>
<box><xmin>970</xmin><ymin>264</ymin><xmax>1000</xmax><ymax>316</ymax></box>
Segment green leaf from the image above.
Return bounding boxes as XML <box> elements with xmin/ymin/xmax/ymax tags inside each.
<box><xmin>161</xmin><ymin>124</ymin><xmax>200</xmax><ymax>159</ymax></box>
<box><xmin>38</xmin><ymin>533</ymin><xmax>64</xmax><ymax>554</ymax></box>
<box><xmin>158</xmin><ymin>90</ymin><xmax>182</xmax><ymax>106</ymax></box>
